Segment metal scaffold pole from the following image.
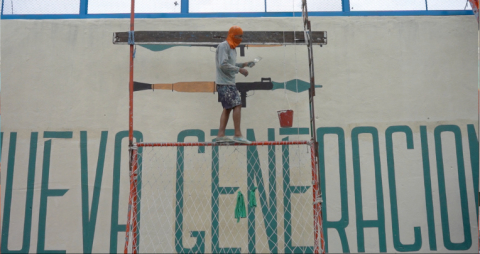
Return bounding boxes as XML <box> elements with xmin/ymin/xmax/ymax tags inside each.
<box><xmin>301</xmin><ymin>0</ymin><xmax>325</xmax><ymax>253</ymax></box>
<box><xmin>125</xmin><ymin>0</ymin><xmax>138</xmax><ymax>252</ymax></box>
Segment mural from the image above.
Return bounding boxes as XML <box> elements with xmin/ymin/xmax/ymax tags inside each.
<box><xmin>0</xmin><ymin>15</ymin><xmax>478</xmax><ymax>253</ymax></box>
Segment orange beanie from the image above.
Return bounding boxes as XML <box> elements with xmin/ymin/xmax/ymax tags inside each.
<box><xmin>226</xmin><ymin>26</ymin><xmax>243</xmax><ymax>49</ymax></box>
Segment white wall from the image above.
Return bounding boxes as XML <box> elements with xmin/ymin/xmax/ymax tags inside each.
<box><xmin>1</xmin><ymin>15</ymin><xmax>478</xmax><ymax>253</ymax></box>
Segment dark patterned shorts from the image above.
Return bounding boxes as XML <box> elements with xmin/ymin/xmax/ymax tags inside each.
<box><xmin>217</xmin><ymin>84</ymin><xmax>242</xmax><ymax>109</ymax></box>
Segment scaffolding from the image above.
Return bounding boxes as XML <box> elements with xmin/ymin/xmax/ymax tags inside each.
<box><xmin>116</xmin><ymin>0</ymin><xmax>327</xmax><ymax>252</ymax></box>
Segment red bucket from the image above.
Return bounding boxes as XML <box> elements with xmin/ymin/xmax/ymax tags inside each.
<box><xmin>277</xmin><ymin>110</ymin><xmax>294</xmax><ymax>128</ymax></box>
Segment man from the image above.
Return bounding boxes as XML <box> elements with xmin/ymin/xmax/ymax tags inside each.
<box><xmin>215</xmin><ymin>26</ymin><xmax>255</xmax><ymax>144</ymax></box>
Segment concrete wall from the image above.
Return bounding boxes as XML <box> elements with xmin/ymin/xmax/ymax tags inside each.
<box><xmin>1</xmin><ymin>16</ymin><xmax>478</xmax><ymax>253</ymax></box>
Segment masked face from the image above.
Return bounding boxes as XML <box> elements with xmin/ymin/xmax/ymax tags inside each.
<box><xmin>226</xmin><ymin>26</ymin><xmax>243</xmax><ymax>49</ymax></box>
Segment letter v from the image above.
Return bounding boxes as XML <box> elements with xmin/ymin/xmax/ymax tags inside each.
<box><xmin>80</xmin><ymin>131</ymin><xmax>108</xmax><ymax>253</ymax></box>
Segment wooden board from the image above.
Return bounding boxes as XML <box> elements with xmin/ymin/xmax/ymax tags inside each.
<box><xmin>113</xmin><ymin>31</ymin><xmax>327</xmax><ymax>46</ymax></box>
<box><xmin>153</xmin><ymin>82</ymin><xmax>216</xmax><ymax>93</ymax></box>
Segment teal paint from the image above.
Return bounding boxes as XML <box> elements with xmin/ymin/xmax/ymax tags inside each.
<box><xmin>1</xmin><ymin>131</ymin><xmax>3</xmax><ymax>162</ymax></box>
<box><xmin>279</xmin><ymin>127</ymin><xmax>309</xmax><ymax>135</ymax></box>
<box><xmin>211</xmin><ymin>145</ymin><xmax>239</xmax><ymax>253</ymax></box>
<box><xmin>37</xmin><ymin>131</ymin><xmax>73</xmax><ymax>253</ymax></box>
<box><xmin>267</xmin><ymin>128</ymin><xmax>279</xmax><ymax>252</ymax></box>
<box><xmin>434</xmin><ymin>125</ymin><xmax>471</xmax><ymax>250</ymax></box>
<box><xmin>110</xmin><ymin>130</ymin><xmax>143</xmax><ymax>253</ymax></box>
<box><xmin>175</xmin><ymin>130</ymin><xmax>206</xmax><ymax>253</ymax></box>
<box><xmin>385</xmin><ymin>126</ymin><xmax>422</xmax><ymax>252</ymax></box>
<box><xmin>0</xmin><ymin>124</ymin><xmax>477</xmax><ymax>253</ymax></box>
<box><xmin>246</xmin><ymin>130</ymin><xmax>257</xmax><ymax>254</ymax></box>
<box><xmin>23</xmin><ymin>133</ymin><xmax>38</xmax><ymax>252</ymax></box>
<box><xmin>2</xmin><ymin>132</ymin><xmax>38</xmax><ymax>253</ymax></box>
<box><xmin>420</xmin><ymin>126</ymin><xmax>437</xmax><ymax>250</ymax></box>
<box><xmin>140</xmin><ymin>44</ymin><xmax>190</xmax><ymax>52</ymax></box>
<box><xmin>317</xmin><ymin>127</ymin><xmax>350</xmax><ymax>253</ymax></box>
<box><xmin>271</xmin><ymin>79</ymin><xmax>317</xmax><ymax>93</ymax></box>
<box><xmin>43</xmin><ymin>131</ymin><xmax>73</xmax><ymax>139</ymax></box>
<box><xmin>1</xmin><ymin>132</ymin><xmax>18</xmax><ymax>253</ymax></box>
<box><xmin>466</xmin><ymin>124</ymin><xmax>479</xmax><ymax>217</ymax></box>
<box><xmin>80</xmin><ymin>131</ymin><xmax>108</xmax><ymax>253</ymax></box>
<box><xmin>351</xmin><ymin>126</ymin><xmax>386</xmax><ymax>253</ymax></box>
<box><xmin>246</xmin><ymin>129</ymin><xmax>278</xmax><ymax>253</ymax></box>
<box><xmin>281</xmin><ymin>136</ymin><xmax>313</xmax><ymax>254</ymax></box>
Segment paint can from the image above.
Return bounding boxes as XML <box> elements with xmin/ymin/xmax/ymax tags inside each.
<box><xmin>277</xmin><ymin>110</ymin><xmax>294</xmax><ymax>128</ymax></box>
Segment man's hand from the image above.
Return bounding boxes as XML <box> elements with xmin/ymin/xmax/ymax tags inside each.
<box><xmin>239</xmin><ymin>68</ymin><xmax>249</xmax><ymax>77</ymax></box>
<box><xmin>244</xmin><ymin>62</ymin><xmax>255</xmax><ymax>68</ymax></box>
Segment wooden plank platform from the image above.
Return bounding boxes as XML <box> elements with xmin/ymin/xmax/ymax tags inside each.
<box><xmin>112</xmin><ymin>31</ymin><xmax>327</xmax><ymax>46</ymax></box>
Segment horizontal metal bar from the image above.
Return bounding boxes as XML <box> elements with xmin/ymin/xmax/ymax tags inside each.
<box><xmin>112</xmin><ymin>31</ymin><xmax>326</xmax><ymax>46</ymax></box>
<box><xmin>1</xmin><ymin>10</ymin><xmax>473</xmax><ymax>20</ymax></box>
<box><xmin>137</xmin><ymin>140</ymin><xmax>312</xmax><ymax>147</ymax></box>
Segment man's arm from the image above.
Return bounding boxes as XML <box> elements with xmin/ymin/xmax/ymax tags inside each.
<box><xmin>218</xmin><ymin>43</ymin><xmax>240</xmax><ymax>74</ymax></box>
<box><xmin>236</xmin><ymin>62</ymin><xmax>255</xmax><ymax>68</ymax></box>
<box><xmin>236</xmin><ymin>62</ymin><xmax>254</xmax><ymax>77</ymax></box>
<box><xmin>239</xmin><ymin>68</ymin><xmax>248</xmax><ymax>77</ymax></box>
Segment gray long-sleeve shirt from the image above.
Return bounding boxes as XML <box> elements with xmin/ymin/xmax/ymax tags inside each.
<box><xmin>216</xmin><ymin>41</ymin><xmax>243</xmax><ymax>85</ymax></box>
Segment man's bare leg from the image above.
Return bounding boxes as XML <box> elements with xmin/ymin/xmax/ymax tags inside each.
<box><xmin>232</xmin><ymin>105</ymin><xmax>242</xmax><ymax>137</ymax></box>
<box><xmin>218</xmin><ymin>108</ymin><xmax>232</xmax><ymax>137</ymax></box>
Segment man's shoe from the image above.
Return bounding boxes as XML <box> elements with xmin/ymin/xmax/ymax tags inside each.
<box><xmin>233</xmin><ymin>136</ymin><xmax>252</xmax><ymax>144</ymax></box>
<box><xmin>215</xmin><ymin>136</ymin><xmax>234</xmax><ymax>143</ymax></box>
